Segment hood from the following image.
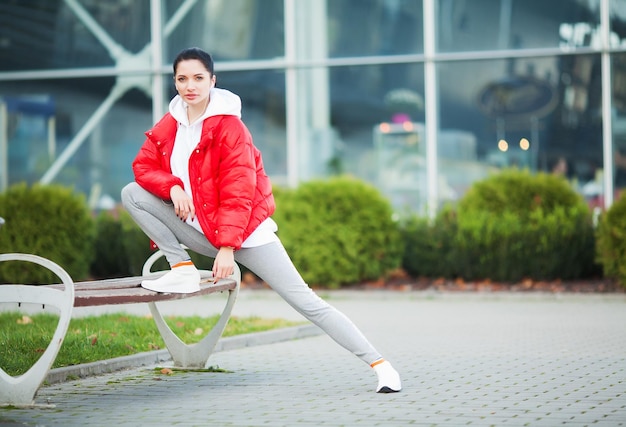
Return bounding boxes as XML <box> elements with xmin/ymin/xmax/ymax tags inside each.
<box><xmin>169</xmin><ymin>87</ymin><xmax>242</xmax><ymax>124</ymax></box>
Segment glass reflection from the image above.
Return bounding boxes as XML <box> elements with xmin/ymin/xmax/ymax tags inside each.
<box><xmin>438</xmin><ymin>0</ymin><xmax>602</xmax><ymax>52</ymax></box>
<box><xmin>206</xmin><ymin>70</ymin><xmax>287</xmax><ymax>178</ymax></box>
<box><xmin>438</xmin><ymin>54</ymin><xmax>603</xmax><ymax>207</ymax></box>
<box><xmin>0</xmin><ymin>0</ymin><xmax>150</xmax><ymax>71</ymax></box>
<box><xmin>0</xmin><ymin>0</ymin><xmax>285</xmax><ymax>73</ymax></box>
<box><xmin>328</xmin><ymin>0</ymin><xmax>423</xmax><ymax>57</ymax></box>
<box><xmin>328</xmin><ymin>63</ymin><xmax>424</xmax><ymax>209</ymax></box>
<box><xmin>0</xmin><ymin>78</ymin><xmax>152</xmax><ymax>205</ymax></box>
<box><xmin>611</xmin><ymin>0</ymin><xmax>626</xmax><ymax>46</ymax></box>
<box><xmin>166</xmin><ymin>0</ymin><xmax>284</xmax><ymax>62</ymax></box>
<box><xmin>2</xmin><ymin>0</ymin><xmax>626</xmax><ymax>214</ymax></box>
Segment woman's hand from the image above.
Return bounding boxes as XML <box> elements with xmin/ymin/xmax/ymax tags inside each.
<box><xmin>213</xmin><ymin>247</ymin><xmax>235</xmax><ymax>283</ymax></box>
<box><xmin>170</xmin><ymin>185</ymin><xmax>195</xmax><ymax>221</ymax></box>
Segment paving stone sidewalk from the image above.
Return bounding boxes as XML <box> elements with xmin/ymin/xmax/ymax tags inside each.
<box><xmin>1</xmin><ymin>291</ymin><xmax>625</xmax><ymax>427</ymax></box>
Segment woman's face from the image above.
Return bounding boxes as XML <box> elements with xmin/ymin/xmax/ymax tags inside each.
<box><xmin>174</xmin><ymin>59</ymin><xmax>215</xmax><ymax>107</ymax></box>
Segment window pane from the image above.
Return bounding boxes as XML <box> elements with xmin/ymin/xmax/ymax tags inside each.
<box><xmin>0</xmin><ymin>77</ymin><xmax>152</xmax><ymax>205</ymax></box>
<box><xmin>609</xmin><ymin>3</ymin><xmax>626</xmax><ymax>199</ymax></box>
<box><xmin>328</xmin><ymin>63</ymin><xmax>425</xmax><ymax>210</ymax></box>
<box><xmin>0</xmin><ymin>0</ymin><xmax>150</xmax><ymax>71</ymax></box>
<box><xmin>610</xmin><ymin>0</ymin><xmax>626</xmax><ymax>47</ymax></box>
<box><xmin>438</xmin><ymin>55</ymin><xmax>603</xmax><ymax>207</ymax></box>
<box><xmin>328</xmin><ymin>0</ymin><xmax>423</xmax><ymax>57</ymax></box>
<box><xmin>613</xmin><ymin>52</ymin><xmax>626</xmax><ymax>197</ymax></box>
<box><xmin>0</xmin><ymin>0</ymin><xmax>285</xmax><ymax>72</ymax></box>
<box><xmin>166</xmin><ymin>0</ymin><xmax>284</xmax><ymax>62</ymax></box>
<box><xmin>206</xmin><ymin>70</ymin><xmax>286</xmax><ymax>179</ymax></box>
<box><xmin>438</xmin><ymin>0</ymin><xmax>602</xmax><ymax>52</ymax></box>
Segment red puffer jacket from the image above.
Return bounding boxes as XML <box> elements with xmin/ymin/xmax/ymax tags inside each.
<box><xmin>132</xmin><ymin>113</ymin><xmax>276</xmax><ymax>250</ymax></box>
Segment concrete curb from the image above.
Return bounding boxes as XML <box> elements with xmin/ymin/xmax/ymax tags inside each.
<box><xmin>45</xmin><ymin>324</ymin><xmax>322</xmax><ymax>385</ymax></box>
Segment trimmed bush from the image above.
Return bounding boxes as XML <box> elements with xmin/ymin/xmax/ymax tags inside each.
<box><xmin>272</xmin><ymin>176</ymin><xmax>404</xmax><ymax>288</ymax></box>
<box><xmin>455</xmin><ymin>169</ymin><xmax>598</xmax><ymax>281</ymax></box>
<box><xmin>91</xmin><ymin>207</ymin><xmax>160</xmax><ymax>278</ymax></box>
<box><xmin>401</xmin><ymin>206</ymin><xmax>457</xmax><ymax>278</ymax></box>
<box><xmin>452</xmin><ymin>205</ymin><xmax>596</xmax><ymax>281</ymax></box>
<box><xmin>401</xmin><ymin>168</ymin><xmax>599</xmax><ymax>282</ymax></box>
<box><xmin>595</xmin><ymin>193</ymin><xmax>626</xmax><ymax>288</ymax></box>
<box><xmin>0</xmin><ymin>183</ymin><xmax>95</xmax><ymax>284</ymax></box>
<box><xmin>458</xmin><ymin>168</ymin><xmax>584</xmax><ymax>217</ymax></box>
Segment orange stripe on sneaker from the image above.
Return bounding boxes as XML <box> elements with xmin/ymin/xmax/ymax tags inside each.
<box><xmin>370</xmin><ymin>358</ymin><xmax>385</xmax><ymax>368</ymax></box>
<box><xmin>172</xmin><ymin>261</ymin><xmax>194</xmax><ymax>268</ymax></box>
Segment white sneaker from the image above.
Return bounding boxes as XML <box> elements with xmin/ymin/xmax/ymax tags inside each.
<box><xmin>141</xmin><ymin>264</ymin><xmax>201</xmax><ymax>294</ymax></box>
<box><xmin>373</xmin><ymin>360</ymin><xmax>402</xmax><ymax>393</ymax></box>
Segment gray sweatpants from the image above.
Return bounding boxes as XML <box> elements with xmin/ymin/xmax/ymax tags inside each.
<box><xmin>121</xmin><ymin>182</ymin><xmax>382</xmax><ymax>365</ymax></box>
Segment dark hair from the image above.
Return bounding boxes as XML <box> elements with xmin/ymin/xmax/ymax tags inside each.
<box><xmin>173</xmin><ymin>47</ymin><xmax>214</xmax><ymax>75</ymax></box>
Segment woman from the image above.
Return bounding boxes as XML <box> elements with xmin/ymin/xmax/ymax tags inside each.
<box><xmin>121</xmin><ymin>47</ymin><xmax>401</xmax><ymax>394</ymax></box>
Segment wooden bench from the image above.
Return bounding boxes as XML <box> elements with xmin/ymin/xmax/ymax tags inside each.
<box><xmin>0</xmin><ymin>250</ymin><xmax>240</xmax><ymax>408</ymax></box>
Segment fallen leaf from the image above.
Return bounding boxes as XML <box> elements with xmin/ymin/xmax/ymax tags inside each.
<box><xmin>87</xmin><ymin>334</ymin><xmax>98</xmax><ymax>346</ymax></box>
<box><xmin>16</xmin><ymin>316</ymin><xmax>33</xmax><ymax>325</ymax></box>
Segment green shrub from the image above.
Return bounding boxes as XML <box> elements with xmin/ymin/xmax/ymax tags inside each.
<box><xmin>91</xmin><ymin>209</ymin><xmax>128</xmax><ymax>278</ymax></box>
<box><xmin>596</xmin><ymin>193</ymin><xmax>626</xmax><ymax>288</ymax></box>
<box><xmin>458</xmin><ymin>168</ymin><xmax>584</xmax><ymax>217</ymax></box>
<box><xmin>401</xmin><ymin>168</ymin><xmax>598</xmax><ymax>282</ymax></box>
<box><xmin>454</xmin><ymin>168</ymin><xmax>598</xmax><ymax>281</ymax></box>
<box><xmin>0</xmin><ymin>183</ymin><xmax>95</xmax><ymax>284</ymax></box>
<box><xmin>452</xmin><ymin>205</ymin><xmax>596</xmax><ymax>282</ymax></box>
<box><xmin>400</xmin><ymin>206</ymin><xmax>457</xmax><ymax>278</ymax></box>
<box><xmin>272</xmin><ymin>176</ymin><xmax>404</xmax><ymax>288</ymax></box>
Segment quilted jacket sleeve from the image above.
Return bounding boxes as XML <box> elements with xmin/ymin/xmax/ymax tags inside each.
<box><xmin>132</xmin><ymin>118</ymin><xmax>184</xmax><ymax>200</ymax></box>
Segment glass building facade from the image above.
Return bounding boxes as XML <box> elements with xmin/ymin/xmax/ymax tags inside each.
<box><xmin>1</xmin><ymin>0</ymin><xmax>626</xmax><ymax>215</ymax></box>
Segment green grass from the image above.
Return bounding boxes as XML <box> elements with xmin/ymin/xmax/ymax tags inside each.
<box><xmin>0</xmin><ymin>312</ymin><xmax>301</xmax><ymax>376</ymax></box>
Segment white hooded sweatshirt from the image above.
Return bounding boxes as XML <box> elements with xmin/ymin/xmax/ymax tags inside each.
<box><xmin>169</xmin><ymin>87</ymin><xmax>278</xmax><ymax>248</ymax></box>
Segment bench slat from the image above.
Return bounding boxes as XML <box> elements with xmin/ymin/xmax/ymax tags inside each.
<box><xmin>71</xmin><ymin>280</ymin><xmax>236</xmax><ymax>307</ymax></box>
<box><xmin>39</xmin><ymin>273</ymin><xmax>236</xmax><ymax>307</ymax></box>
<box><xmin>72</xmin><ymin>275</ymin><xmax>152</xmax><ymax>290</ymax></box>
<box><xmin>45</xmin><ymin>271</ymin><xmax>212</xmax><ymax>291</ymax></box>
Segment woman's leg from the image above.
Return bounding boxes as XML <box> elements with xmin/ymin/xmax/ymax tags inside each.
<box><xmin>121</xmin><ymin>182</ymin><xmax>198</xmax><ymax>265</ymax></box>
<box><xmin>121</xmin><ymin>182</ymin><xmax>215</xmax><ymax>293</ymax></box>
<box><xmin>235</xmin><ymin>241</ymin><xmax>380</xmax><ymax>364</ymax></box>
<box><xmin>235</xmin><ymin>241</ymin><xmax>401</xmax><ymax>392</ymax></box>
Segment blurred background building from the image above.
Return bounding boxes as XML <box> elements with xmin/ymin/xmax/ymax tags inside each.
<box><xmin>1</xmin><ymin>0</ymin><xmax>625</xmax><ymax>215</ymax></box>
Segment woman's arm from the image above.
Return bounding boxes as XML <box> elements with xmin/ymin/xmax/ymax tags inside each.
<box><xmin>132</xmin><ymin>115</ymin><xmax>184</xmax><ymax>200</ymax></box>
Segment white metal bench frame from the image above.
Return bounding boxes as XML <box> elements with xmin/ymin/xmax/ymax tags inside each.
<box><xmin>0</xmin><ymin>253</ymin><xmax>75</xmax><ymax>408</ymax></box>
<box><xmin>142</xmin><ymin>249</ymin><xmax>240</xmax><ymax>368</ymax></box>
<box><xmin>0</xmin><ymin>250</ymin><xmax>240</xmax><ymax>408</ymax></box>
